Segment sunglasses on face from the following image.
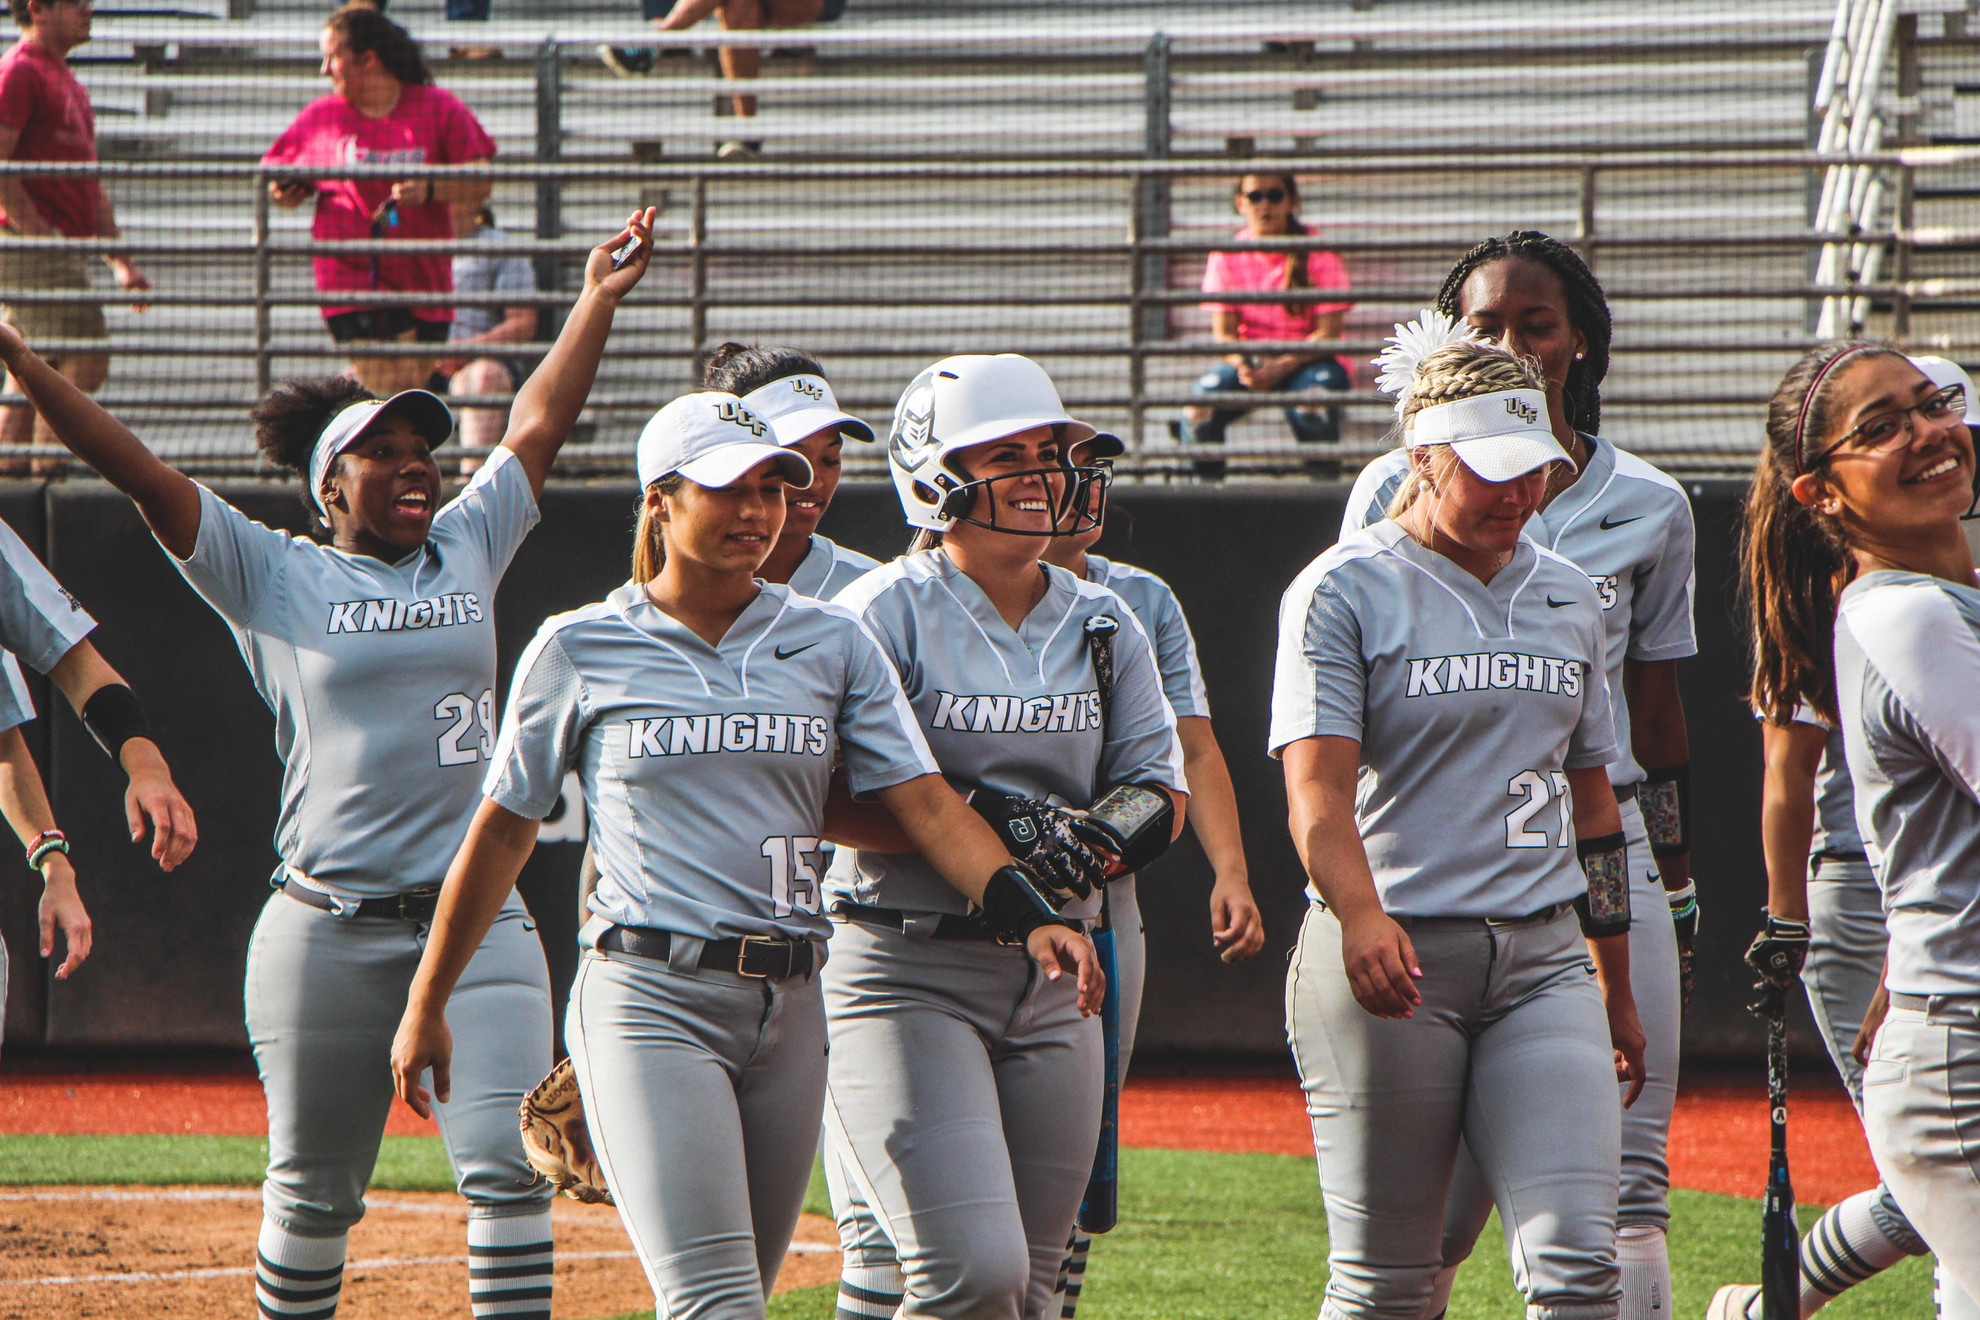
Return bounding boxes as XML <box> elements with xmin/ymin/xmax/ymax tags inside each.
<box><xmin>1243</xmin><ymin>188</ymin><xmax>1288</xmax><ymax>205</ymax></box>
<box><xmin>1810</xmin><ymin>383</ymin><xmax>1968</xmax><ymax>468</ymax></box>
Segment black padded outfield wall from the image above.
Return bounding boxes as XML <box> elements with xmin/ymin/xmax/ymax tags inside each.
<box><xmin>2</xmin><ymin>478</ymin><xmax>1801</xmax><ymax>1062</ymax></box>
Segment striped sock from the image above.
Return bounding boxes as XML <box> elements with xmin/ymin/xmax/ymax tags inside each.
<box><xmin>1051</xmin><ymin>1229</ymin><xmax>1091</xmax><ymax>1319</ymax></box>
<box><xmin>467</xmin><ymin>1209</ymin><xmax>554</xmax><ymax>1319</ymax></box>
<box><xmin>1800</xmin><ymin>1190</ymin><xmax>1917</xmax><ymax>1313</ymax></box>
<box><xmin>835</xmin><ymin>1264</ymin><xmax>905</xmax><ymax>1319</ymax></box>
<box><xmin>254</xmin><ymin>1218</ymin><xmax>345</xmax><ymax>1320</ymax></box>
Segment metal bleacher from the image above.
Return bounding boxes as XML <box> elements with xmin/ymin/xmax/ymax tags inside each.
<box><xmin>13</xmin><ymin>0</ymin><xmax>1980</xmax><ymax>475</ymax></box>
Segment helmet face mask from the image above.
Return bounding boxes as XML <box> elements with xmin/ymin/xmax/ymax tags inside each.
<box><xmin>930</xmin><ymin>462</ymin><xmax>1108</xmax><ymax>538</ymax></box>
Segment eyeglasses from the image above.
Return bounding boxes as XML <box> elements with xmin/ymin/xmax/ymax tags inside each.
<box><xmin>1808</xmin><ymin>383</ymin><xmax>1968</xmax><ymax>469</ymax></box>
<box><xmin>1243</xmin><ymin>188</ymin><xmax>1288</xmax><ymax>205</ymax></box>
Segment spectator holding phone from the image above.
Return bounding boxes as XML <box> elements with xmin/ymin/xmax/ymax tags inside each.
<box><xmin>1179</xmin><ymin>173</ymin><xmax>1353</xmax><ymax>476</ymax></box>
<box><xmin>0</xmin><ymin>0</ymin><xmax>149</xmax><ymax>474</ymax></box>
<box><xmin>438</xmin><ymin>202</ymin><xmax>537</xmax><ymax>469</ymax></box>
<box><xmin>264</xmin><ymin>4</ymin><xmax>493</xmax><ymax>395</ymax></box>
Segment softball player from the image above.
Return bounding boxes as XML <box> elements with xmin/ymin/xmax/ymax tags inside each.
<box><xmin>1340</xmin><ymin>234</ymin><xmax>1694</xmax><ymax>1320</ymax></box>
<box><xmin>1280</xmin><ymin>332</ymin><xmax>1645</xmax><ymax>1320</ymax></box>
<box><xmin>1039</xmin><ymin>455</ymin><xmax>1264</xmax><ymax>1317</ymax></box>
<box><xmin>6</xmin><ymin>213</ymin><xmax>656</xmax><ymax>1320</ymax></box>
<box><xmin>392</xmin><ymin>390</ymin><xmax>1100</xmax><ymax>1320</ymax></box>
<box><xmin>1740</xmin><ymin>339</ymin><xmax>1980</xmax><ymax>1296</ymax></box>
<box><xmin>1718</xmin><ymin>346</ymin><xmax>1980</xmax><ymax>1314</ymax></box>
<box><xmin>0</xmin><ymin>502</ymin><xmax>198</xmax><ymax>1042</ymax></box>
<box><xmin>821</xmin><ymin>353</ymin><xmax>1187</xmax><ymax>1320</ymax></box>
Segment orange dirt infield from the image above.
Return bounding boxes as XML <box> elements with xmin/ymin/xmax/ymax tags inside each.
<box><xmin>3</xmin><ymin>1063</ymin><xmax>1880</xmax><ymax>1205</ymax></box>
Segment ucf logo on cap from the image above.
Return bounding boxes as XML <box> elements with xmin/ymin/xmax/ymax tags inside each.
<box><xmin>716</xmin><ymin>400</ymin><xmax>769</xmax><ymax>438</ymax></box>
<box><xmin>790</xmin><ymin>378</ymin><xmax>825</xmax><ymax>401</ymax></box>
<box><xmin>1505</xmin><ymin>397</ymin><xmax>1539</xmax><ymax>425</ymax></box>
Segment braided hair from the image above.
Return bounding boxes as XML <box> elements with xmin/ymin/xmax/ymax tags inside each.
<box><xmin>1383</xmin><ymin>342</ymin><xmax>1548</xmax><ymax>519</ymax></box>
<box><xmin>1434</xmin><ymin>231</ymin><xmax>1611</xmax><ymax>435</ymax></box>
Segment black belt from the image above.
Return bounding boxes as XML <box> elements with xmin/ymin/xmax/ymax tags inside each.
<box><xmin>282</xmin><ymin>877</ymin><xmax>439</xmax><ymax>921</ymax></box>
<box><xmin>1385</xmin><ymin>901</ymin><xmax>1574</xmax><ymax>931</ymax></box>
<box><xmin>832</xmin><ymin>902</ymin><xmax>997</xmax><ymax>941</ymax></box>
<box><xmin>1614</xmin><ymin>782</ymin><xmax>1638</xmax><ymax>804</ymax></box>
<box><xmin>597</xmin><ymin>923</ymin><xmax>817</xmax><ymax>978</ymax></box>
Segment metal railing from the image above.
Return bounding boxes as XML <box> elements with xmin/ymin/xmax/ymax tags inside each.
<box><xmin>1</xmin><ymin>147</ymin><xmax>1975</xmax><ymax>474</ymax></box>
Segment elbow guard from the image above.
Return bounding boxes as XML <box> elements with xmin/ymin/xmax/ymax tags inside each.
<box><xmin>1641</xmin><ymin>764</ymin><xmax>1689</xmax><ymax>859</ymax></box>
<box><xmin>81</xmin><ymin>683</ymin><xmax>153</xmax><ymax>760</ymax></box>
<box><xmin>1573</xmin><ymin>830</ymin><xmax>1631</xmax><ymax>939</ymax></box>
<box><xmin>1069</xmin><ymin>782</ymin><xmax>1176</xmax><ymax>877</ymax></box>
<box><xmin>975</xmin><ymin>862</ymin><xmax>1076</xmax><ymax>947</ymax></box>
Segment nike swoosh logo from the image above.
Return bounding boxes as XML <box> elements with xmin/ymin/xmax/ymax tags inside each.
<box><xmin>1546</xmin><ymin>597</ymin><xmax>1573</xmax><ymax>608</ymax></box>
<box><xmin>1599</xmin><ymin>514</ymin><xmax>1643</xmax><ymax>530</ymax></box>
<box><xmin>774</xmin><ymin>643</ymin><xmax>818</xmax><ymax>661</ymax></box>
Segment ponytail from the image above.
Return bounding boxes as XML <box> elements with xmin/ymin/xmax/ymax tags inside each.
<box><xmin>631</xmin><ymin>476</ymin><xmax>686</xmax><ymax>584</ymax></box>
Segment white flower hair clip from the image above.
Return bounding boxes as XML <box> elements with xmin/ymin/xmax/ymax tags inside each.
<box><xmin>1372</xmin><ymin>308</ymin><xmax>1482</xmax><ymax>417</ymax></box>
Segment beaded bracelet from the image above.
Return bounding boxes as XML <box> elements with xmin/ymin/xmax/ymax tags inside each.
<box><xmin>27</xmin><ymin>829</ymin><xmax>69</xmax><ymax>871</ymax></box>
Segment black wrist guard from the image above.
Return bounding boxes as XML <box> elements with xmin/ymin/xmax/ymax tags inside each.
<box><xmin>1642</xmin><ymin>764</ymin><xmax>1689</xmax><ymax>860</ymax></box>
<box><xmin>1068</xmin><ymin>782</ymin><xmax>1175</xmax><ymax>877</ymax></box>
<box><xmin>81</xmin><ymin>683</ymin><xmax>153</xmax><ymax>760</ymax></box>
<box><xmin>1572</xmin><ymin>830</ymin><xmax>1630</xmax><ymax>938</ymax></box>
<box><xmin>975</xmin><ymin>863</ymin><xmax>1076</xmax><ymax>947</ymax></box>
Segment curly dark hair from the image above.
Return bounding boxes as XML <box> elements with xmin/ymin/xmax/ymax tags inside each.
<box><xmin>701</xmin><ymin>342</ymin><xmax>826</xmax><ymax>396</ymax></box>
<box><xmin>324</xmin><ymin>3</ymin><xmax>431</xmax><ymax>86</ymax></box>
<box><xmin>1434</xmin><ymin>230</ymin><xmax>1611</xmax><ymax>436</ymax></box>
<box><xmin>252</xmin><ymin>377</ymin><xmax>375</xmax><ymax>530</ymax></box>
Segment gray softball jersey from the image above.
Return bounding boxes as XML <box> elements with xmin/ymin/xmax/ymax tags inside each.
<box><xmin>0</xmin><ymin>513</ymin><xmax>96</xmax><ymax>733</ymax></box>
<box><xmin>789</xmin><ymin>533</ymin><xmax>880</xmax><ymax>602</ymax></box>
<box><xmin>486</xmin><ymin>579</ymin><xmax>938</xmax><ymax>943</ymax></box>
<box><xmin>1084</xmin><ymin>553</ymin><xmax>1210</xmax><ymax>719</ymax></box>
<box><xmin>168</xmin><ymin>447</ymin><xmax>538</xmax><ymax>897</ymax></box>
<box><xmin>1834</xmin><ymin>570</ymin><xmax>1980</xmax><ymax>999</ymax></box>
<box><xmin>1342</xmin><ymin>434</ymin><xmax>1696</xmax><ymax>787</ymax></box>
<box><xmin>1792</xmin><ymin>703</ymin><xmax>1865</xmax><ymax>860</ymax></box>
<box><xmin>1270</xmin><ymin>521</ymin><xmax>1617</xmax><ymax>919</ymax></box>
<box><xmin>826</xmin><ymin>550</ymin><xmax>1186</xmax><ymax>921</ymax></box>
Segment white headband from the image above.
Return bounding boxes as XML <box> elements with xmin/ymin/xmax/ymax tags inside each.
<box><xmin>1406</xmin><ymin>390</ymin><xmax>1552</xmax><ymax>447</ymax></box>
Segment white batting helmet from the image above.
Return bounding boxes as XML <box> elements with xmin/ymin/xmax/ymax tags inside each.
<box><xmin>887</xmin><ymin>354</ymin><xmax>1104</xmax><ymax>535</ymax></box>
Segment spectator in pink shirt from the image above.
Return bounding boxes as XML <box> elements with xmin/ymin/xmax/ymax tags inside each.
<box><xmin>263</xmin><ymin>4</ymin><xmax>493</xmax><ymax>395</ymax></box>
<box><xmin>0</xmin><ymin>0</ymin><xmax>150</xmax><ymax>473</ymax></box>
<box><xmin>1180</xmin><ymin>173</ymin><xmax>1353</xmax><ymax>476</ymax></box>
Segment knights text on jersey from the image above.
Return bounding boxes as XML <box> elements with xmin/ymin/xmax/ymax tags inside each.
<box><xmin>788</xmin><ymin>533</ymin><xmax>881</xmax><ymax>602</ymax></box>
<box><xmin>1270</xmin><ymin>521</ymin><xmax>1617</xmax><ymax>919</ymax></box>
<box><xmin>826</xmin><ymin>550</ymin><xmax>1186</xmax><ymax>919</ymax></box>
<box><xmin>0</xmin><ymin>513</ymin><xmax>96</xmax><ymax>732</ymax></box>
<box><xmin>1834</xmin><ymin>570</ymin><xmax>1980</xmax><ymax>998</ymax></box>
<box><xmin>1085</xmin><ymin>554</ymin><xmax>1210</xmax><ymax>719</ymax></box>
<box><xmin>1340</xmin><ymin>434</ymin><xmax>1694</xmax><ymax>786</ymax></box>
<box><xmin>486</xmin><ymin>580</ymin><xmax>936</xmax><ymax>943</ymax></box>
<box><xmin>168</xmin><ymin>445</ymin><xmax>540</xmax><ymax>896</ymax></box>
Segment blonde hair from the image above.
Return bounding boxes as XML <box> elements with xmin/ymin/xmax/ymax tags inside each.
<box><xmin>631</xmin><ymin>476</ymin><xmax>687</xmax><ymax>584</ymax></box>
<box><xmin>1383</xmin><ymin>342</ymin><xmax>1550</xmax><ymax>520</ymax></box>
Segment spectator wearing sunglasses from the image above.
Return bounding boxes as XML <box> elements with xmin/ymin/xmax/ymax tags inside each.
<box><xmin>1180</xmin><ymin>173</ymin><xmax>1353</xmax><ymax>476</ymax></box>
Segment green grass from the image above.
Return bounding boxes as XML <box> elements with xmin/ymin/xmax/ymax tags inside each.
<box><xmin>2</xmin><ymin>1137</ymin><xmax>1932</xmax><ymax>1318</ymax></box>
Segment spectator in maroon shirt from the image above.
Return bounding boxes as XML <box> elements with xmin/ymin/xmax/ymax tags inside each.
<box><xmin>0</xmin><ymin>0</ymin><xmax>149</xmax><ymax>473</ymax></box>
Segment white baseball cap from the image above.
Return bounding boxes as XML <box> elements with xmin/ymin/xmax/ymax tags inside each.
<box><xmin>1405</xmin><ymin>388</ymin><xmax>1574</xmax><ymax>481</ymax></box>
<box><xmin>636</xmin><ymin>392</ymin><xmax>814</xmax><ymax>490</ymax></box>
<box><xmin>1908</xmin><ymin>355</ymin><xmax>1980</xmax><ymax>424</ymax></box>
<box><xmin>309</xmin><ymin>389</ymin><xmax>454</xmax><ymax>516</ymax></box>
<box><xmin>741</xmin><ymin>373</ymin><xmax>876</xmax><ymax>447</ymax></box>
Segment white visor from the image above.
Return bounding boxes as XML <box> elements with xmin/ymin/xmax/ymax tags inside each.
<box><xmin>309</xmin><ymin>389</ymin><xmax>453</xmax><ymax>516</ymax></box>
<box><xmin>741</xmin><ymin>374</ymin><xmax>876</xmax><ymax>446</ymax></box>
<box><xmin>1907</xmin><ymin>355</ymin><xmax>1980</xmax><ymax>424</ymax></box>
<box><xmin>637</xmin><ymin>392</ymin><xmax>814</xmax><ymax>490</ymax></box>
<box><xmin>1405</xmin><ymin>389</ymin><xmax>1573</xmax><ymax>481</ymax></box>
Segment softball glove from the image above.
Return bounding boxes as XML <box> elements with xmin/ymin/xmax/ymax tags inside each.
<box><xmin>519</xmin><ymin>1057</ymin><xmax>613</xmax><ymax>1205</ymax></box>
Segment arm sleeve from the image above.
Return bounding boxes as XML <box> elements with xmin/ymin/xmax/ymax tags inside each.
<box><xmin>1268</xmin><ymin>574</ymin><xmax>1365</xmax><ymax>755</ymax></box>
<box><xmin>1201</xmin><ymin>249</ymin><xmax>1236</xmax><ymax>313</ymax></box>
<box><xmin>483</xmin><ymin>629</ymin><xmax>589</xmax><ymax>819</ymax></box>
<box><xmin>1147</xmin><ymin>584</ymin><xmax>1210</xmax><ymax>719</ymax></box>
<box><xmin>836</xmin><ymin>620</ymin><xmax>941</xmax><ymax>795</ymax></box>
<box><xmin>1844</xmin><ymin>583</ymin><xmax>1980</xmax><ymax>801</ymax></box>
<box><xmin>260</xmin><ymin>106</ymin><xmax>315</xmax><ymax>167</ymax></box>
<box><xmin>171</xmin><ymin>483</ymin><xmax>289</xmax><ymax>628</ymax></box>
<box><xmin>1626</xmin><ymin>492</ymin><xmax>1699</xmax><ymax>661</ymax></box>
<box><xmin>1094</xmin><ymin>606</ymin><xmax>1186</xmax><ymax>795</ymax></box>
<box><xmin>1566</xmin><ymin>614</ymin><xmax>1621</xmax><ymax>769</ymax></box>
<box><xmin>0</xmin><ymin>653</ymin><xmax>36</xmax><ymax>734</ymax></box>
<box><xmin>493</xmin><ymin>253</ymin><xmax>535</xmax><ymax>296</ymax></box>
<box><xmin>0</xmin><ymin>59</ymin><xmax>39</xmax><ymax>135</ymax></box>
<box><xmin>1340</xmin><ymin>452</ymin><xmax>1406</xmax><ymax>539</ymax></box>
<box><xmin>431</xmin><ymin>443</ymin><xmax>541</xmax><ymax>579</ymax></box>
<box><xmin>1306</xmin><ymin>248</ymin><xmax>1355</xmax><ymax>316</ymax></box>
<box><xmin>0</xmin><ymin>516</ymin><xmax>94</xmax><ymax>675</ymax></box>
<box><xmin>438</xmin><ymin>92</ymin><xmax>498</xmax><ymax>163</ymax></box>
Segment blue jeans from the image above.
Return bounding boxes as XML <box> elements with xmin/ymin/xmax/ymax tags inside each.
<box><xmin>447</xmin><ymin>0</ymin><xmax>489</xmax><ymax>19</ymax></box>
<box><xmin>1177</xmin><ymin>354</ymin><xmax>1349</xmax><ymax>447</ymax></box>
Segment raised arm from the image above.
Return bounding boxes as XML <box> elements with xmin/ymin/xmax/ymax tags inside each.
<box><xmin>0</xmin><ymin>324</ymin><xmax>201</xmax><ymax>556</ymax></box>
<box><xmin>48</xmin><ymin>639</ymin><xmax>196</xmax><ymax>871</ymax></box>
<box><xmin>499</xmin><ymin>209</ymin><xmax>657</xmax><ymax>498</ymax></box>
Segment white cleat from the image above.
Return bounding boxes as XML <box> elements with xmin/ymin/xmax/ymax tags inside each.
<box><xmin>1706</xmin><ymin>1284</ymin><xmax>1761</xmax><ymax>1320</ymax></box>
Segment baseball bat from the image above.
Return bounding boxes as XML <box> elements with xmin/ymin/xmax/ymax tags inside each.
<box><xmin>1076</xmin><ymin>919</ymin><xmax>1120</xmax><ymax>1234</ymax></box>
<box><xmin>1759</xmin><ymin>1008</ymin><xmax>1800</xmax><ymax>1320</ymax></box>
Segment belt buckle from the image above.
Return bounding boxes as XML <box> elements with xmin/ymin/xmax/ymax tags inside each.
<box><xmin>735</xmin><ymin>936</ymin><xmax>780</xmax><ymax>978</ymax></box>
<box><xmin>397</xmin><ymin>888</ymin><xmax>437</xmax><ymax>921</ymax></box>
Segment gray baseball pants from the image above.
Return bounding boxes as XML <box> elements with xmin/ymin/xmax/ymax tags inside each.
<box><xmin>565</xmin><ymin>914</ymin><xmax>828</xmax><ymax>1320</ymax></box>
<box><xmin>1862</xmin><ymin>994</ymin><xmax>1980</xmax><ymax>1299</ymax></box>
<box><xmin>822</xmin><ymin>915</ymin><xmax>1103</xmax><ymax>1320</ymax></box>
<box><xmin>245</xmin><ymin>886</ymin><xmax>554</xmax><ymax>1234</ymax></box>
<box><xmin>1286</xmin><ymin>902</ymin><xmax>1623</xmax><ymax>1320</ymax></box>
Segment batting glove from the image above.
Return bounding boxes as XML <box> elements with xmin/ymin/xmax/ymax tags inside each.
<box><xmin>1743</xmin><ymin>913</ymin><xmax>1810</xmax><ymax>1019</ymax></box>
<box><xmin>1667</xmin><ymin>881</ymin><xmax>1699</xmax><ymax>1018</ymax></box>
